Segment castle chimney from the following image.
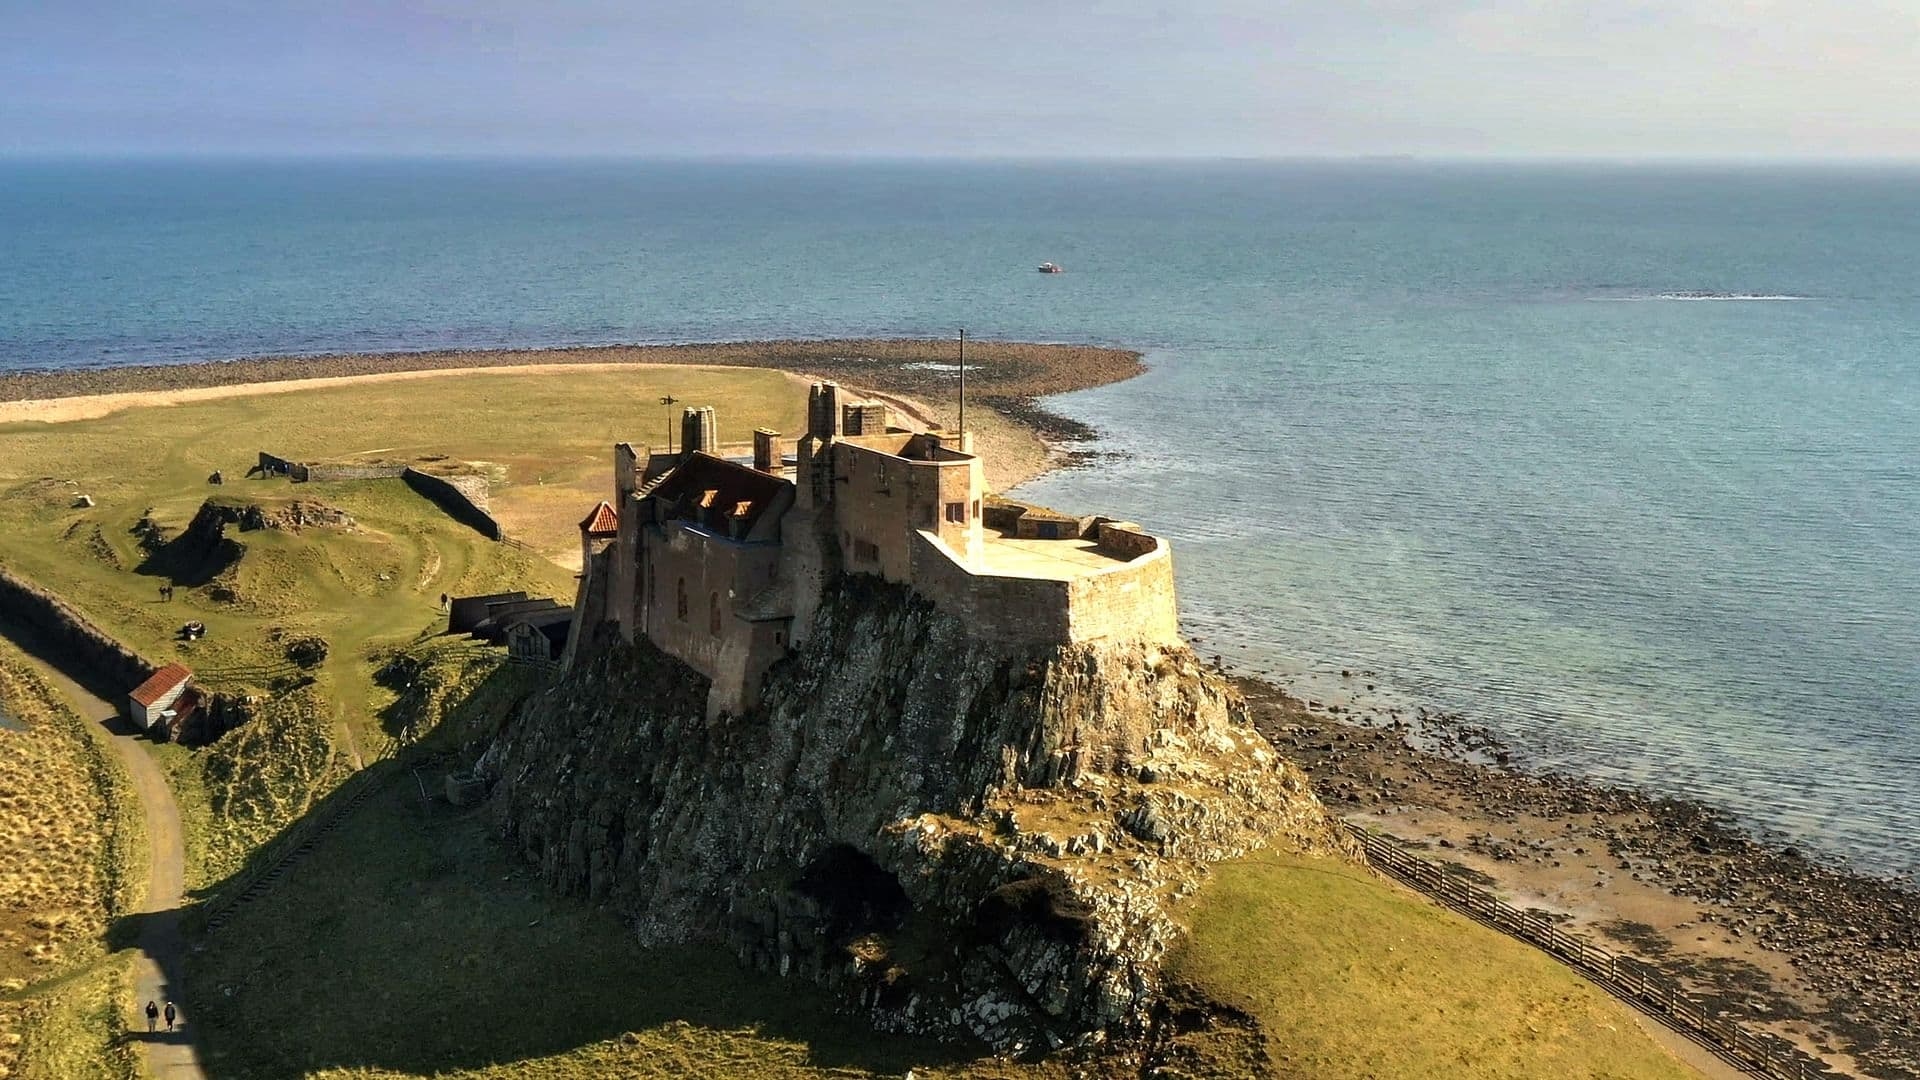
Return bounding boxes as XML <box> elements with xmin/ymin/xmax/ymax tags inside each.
<box><xmin>680</xmin><ymin>406</ymin><xmax>718</xmax><ymax>456</ymax></box>
<box><xmin>807</xmin><ymin>382</ymin><xmax>842</xmax><ymax>441</ymax></box>
<box><xmin>842</xmin><ymin>402</ymin><xmax>889</xmax><ymax>437</ymax></box>
<box><xmin>753</xmin><ymin>429</ymin><xmax>780</xmax><ymax>474</ymax></box>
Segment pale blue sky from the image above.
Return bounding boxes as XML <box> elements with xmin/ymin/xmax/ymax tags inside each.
<box><xmin>4</xmin><ymin>1</ymin><xmax>1917</xmax><ymax>158</ymax></box>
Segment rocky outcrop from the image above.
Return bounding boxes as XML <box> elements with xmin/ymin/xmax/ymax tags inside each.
<box><xmin>486</xmin><ymin>576</ymin><xmax>1353</xmax><ymax>1051</ymax></box>
<box><xmin>136</xmin><ymin>499</ymin><xmax>354</xmax><ymax>588</ymax></box>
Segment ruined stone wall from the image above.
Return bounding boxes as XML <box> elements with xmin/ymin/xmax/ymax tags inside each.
<box><xmin>303</xmin><ymin>463</ymin><xmax>407</xmax><ymax>483</ymax></box>
<box><xmin>486</xmin><ymin>576</ymin><xmax>1353</xmax><ymax>1051</ymax></box>
<box><xmin>402</xmin><ymin>468</ymin><xmax>502</xmax><ymax>540</ymax></box>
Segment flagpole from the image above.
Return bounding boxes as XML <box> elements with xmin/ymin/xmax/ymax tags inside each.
<box><xmin>957</xmin><ymin>328</ymin><xmax>966</xmax><ymax>438</ymax></box>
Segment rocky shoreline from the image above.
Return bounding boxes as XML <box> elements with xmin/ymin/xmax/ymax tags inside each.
<box><xmin>1232</xmin><ymin>674</ymin><xmax>1919</xmax><ymax>1079</ymax></box>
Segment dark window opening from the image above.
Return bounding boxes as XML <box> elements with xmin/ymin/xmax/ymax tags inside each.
<box><xmin>709</xmin><ymin>592</ymin><xmax>722</xmax><ymax>635</ymax></box>
<box><xmin>676</xmin><ymin>578</ymin><xmax>688</xmax><ymax>620</ymax></box>
<box><xmin>945</xmin><ymin>501</ymin><xmax>966</xmax><ymax>524</ymax></box>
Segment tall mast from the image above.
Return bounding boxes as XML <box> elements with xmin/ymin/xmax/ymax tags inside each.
<box><xmin>957</xmin><ymin>328</ymin><xmax>966</xmax><ymax>437</ymax></box>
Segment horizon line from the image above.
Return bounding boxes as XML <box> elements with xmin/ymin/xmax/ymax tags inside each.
<box><xmin>7</xmin><ymin>149</ymin><xmax>1920</xmax><ymax>168</ymax></box>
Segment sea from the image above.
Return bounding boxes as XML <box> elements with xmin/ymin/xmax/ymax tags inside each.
<box><xmin>2</xmin><ymin>158</ymin><xmax>1916</xmax><ymax>879</ymax></box>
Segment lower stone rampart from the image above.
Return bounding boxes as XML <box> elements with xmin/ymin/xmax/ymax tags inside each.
<box><xmin>909</xmin><ymin>531</ymin><xmax>1180</xmax><ymax>650</ymax></box>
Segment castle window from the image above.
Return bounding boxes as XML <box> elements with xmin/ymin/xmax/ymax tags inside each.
<box><xmin>710</xmin><ymin>592</ymin><xmax>721</xmax><ymax>634</ymax></box>
<box><xmin>775</xmin><ymin>632</ymin><xmax>785</xmax><ymax>647</ymax></box>
<box><xmin>972</xmin><ymin>499</ymin><xmax>981</xmax><ymax>519</ymax></box>
<box><xmin>676</xmin><ymin>578</ymin><xmax>688</xmax><ymax>620</ymax></box>
<box><xmin>945</xmin><ymin>501</ymin><xmax>965</xmax><ymax>524</ymax></box>
<box><xmin>853</xmin><ymin>539</ymin><xmax>880</xmax><ymax>564</ymax></box>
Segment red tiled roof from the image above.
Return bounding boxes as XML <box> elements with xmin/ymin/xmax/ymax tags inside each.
<box><xmin>645</xmin><ymin>453</ymin><xmax>790</xmax><ymax>537</ymax></box>
<box><xmin>579</xmin><ymin>500</ymin><xmax>619</xmax><ymax>536</ymax></box>
<box><xmin>130</xmin><ymin>663</ymin><xmax>193</xmax><ymax>707</ymax></box>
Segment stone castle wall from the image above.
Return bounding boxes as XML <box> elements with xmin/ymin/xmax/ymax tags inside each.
<box><xmin>907</xmin><ymin>530</ymin><xmax>1179</xmax><ymax>650</ymax></box>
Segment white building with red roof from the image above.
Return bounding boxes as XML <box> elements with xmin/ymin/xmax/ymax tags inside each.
<box><xmin>128</xmin><ymin>663</ymin><xmax>194</xmax><ymax>729</ymax></box>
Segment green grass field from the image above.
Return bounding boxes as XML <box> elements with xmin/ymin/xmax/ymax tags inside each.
<box><xmin>0</xmin><ymin>366</ymin><xmax>808</xmax><ymax>888</ymax></box>
<box><xmin>1169</xmin><ymin>851</ymin><xmax>1701</xmax><ymax>1079</ymax></box>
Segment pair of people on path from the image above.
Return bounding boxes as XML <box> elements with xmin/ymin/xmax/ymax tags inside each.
<box><xmin>158</xmin><ymin>584</ymin><xmax>175</xmax><ymax>602</ymax></box>
<box><xmin>143</xmin><ymin>999</ymin><xmax>177</xmax><ymax>1032</ymax></box>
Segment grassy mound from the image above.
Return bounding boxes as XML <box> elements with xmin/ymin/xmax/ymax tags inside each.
<box><xmin>1167</xmin><ymin>850</ymin><xmax>1701</xmax><ymax>1079</ymax></box>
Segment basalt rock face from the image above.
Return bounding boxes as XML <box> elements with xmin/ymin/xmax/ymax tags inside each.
<box><xmin>486</xmin><ymin>577</ymin><xmax>1354</xmax><ymax>1052</ymax></box>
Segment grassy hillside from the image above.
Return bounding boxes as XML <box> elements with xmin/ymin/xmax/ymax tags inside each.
<box><xmin>0</xmin><ymin>366</ymin><xmax>807</xmax><ymax>886</ymax></box>
<box><xmin>0</xmin><ymin>643</ymin><xmax>143</xmax><ymax>1080</ymax></box>
<box><xmin>1168</xmin><ymin>850</ymin><xmax>1702</xmax><ymax>1079</ymax></box>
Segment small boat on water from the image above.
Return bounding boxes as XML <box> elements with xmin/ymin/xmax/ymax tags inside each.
<box><xmin>1037</xmin><ymin>262</ymin><xmax>1064</xmax><ymax>274</ymax></box>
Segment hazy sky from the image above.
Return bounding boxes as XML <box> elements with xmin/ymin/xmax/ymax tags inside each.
<box><xmin>4</xmin><ymin>0</ymin><xmax>1917</xmax><ymax>158</ymax></box>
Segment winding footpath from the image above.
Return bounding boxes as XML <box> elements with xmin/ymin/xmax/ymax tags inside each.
<box><xmin>17</xmin><ymin>643</ymin><xmax>207</xmax><ymax>1079</ymax></box>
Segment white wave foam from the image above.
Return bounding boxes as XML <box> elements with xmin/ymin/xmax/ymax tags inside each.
<box><xmin>1655</xmin><ymin>291</ymin><xmax>1810</xmax><ymax>302</ymax></box>
<box><xmin>1585</xmin><ymin>291</ymin><xmax>1812</xmax><ymax>302</ymax></box>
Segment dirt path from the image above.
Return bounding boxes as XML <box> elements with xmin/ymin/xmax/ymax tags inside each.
<box><xmin>25</xmin><ymin>655</ymin><xmax>207</xmax><ymax>1079</ymax></box>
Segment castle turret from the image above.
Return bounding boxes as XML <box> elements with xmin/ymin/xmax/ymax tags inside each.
<box><xmin>611</xmin><ymin>443</ymin><xmax>641</xmax><ymax>640</ymax></box>
<box><xmin>681</xmin><ymin>406</ymin><xmax>718</xmax><ymax>456</ymax></box>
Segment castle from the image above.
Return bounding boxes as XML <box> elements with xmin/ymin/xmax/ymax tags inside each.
<box><xmin>571</xmin><ymin>382</ymin><xmax>1180</xmax><ymax>715</ymax></box>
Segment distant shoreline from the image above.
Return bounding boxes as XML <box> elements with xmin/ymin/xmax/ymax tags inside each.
<box><xmin>0</xmin><ymin>338</ymin><xmax>1143</xmax><ymax>433</ymax></box>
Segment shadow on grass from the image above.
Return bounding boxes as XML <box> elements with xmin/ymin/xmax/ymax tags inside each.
<box><xmin>5</xmin><ymin>620</ymin><xmax>981</xmax><ymax>1077</ymax></box>
<box><xmin>166</xmin><ymin>769</ymin><xmax>978</xmax><ymax>1078</ymax></box>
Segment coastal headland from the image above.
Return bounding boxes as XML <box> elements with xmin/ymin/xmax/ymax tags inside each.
<box><xmin>0</xmin><ymin>340</ymin><xmax>1910</xmax><ymax>1077</ymax></box>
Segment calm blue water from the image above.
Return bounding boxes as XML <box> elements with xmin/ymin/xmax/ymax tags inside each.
<box><xmin>4</xmin><ymin>159</ymin><xmax>1917</xmax><ymax>877</ymax></box>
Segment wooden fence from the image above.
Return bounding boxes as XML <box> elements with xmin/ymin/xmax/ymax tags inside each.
<box><xmin>1346</xmin><ymin>824</ymin><xmax>1825</xmax><ymax>1079</ymax></box>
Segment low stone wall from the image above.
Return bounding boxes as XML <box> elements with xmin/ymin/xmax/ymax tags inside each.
<box><xmin>257</xmin><ymin>451</ymin><xmax>406</xmax><ymax>484</ymax></box>
<box><xmin>402</xmin><ymin>468</ymin><xmax>502</xmax><ymax>540</ymax></box>
<box><xmin>0</xmin><ymin>564</ymin><xmax>154</xmax><ymax>692</ymax></box>
<box><xmin>1092</xmin><ymin>520</ymin><xmax>1157</xmax><ymax>560</ymax></box>
<box><xmin>305</xmin><ymin>462</ymin><xmax>407</xmax><ymax>483</ymax></box>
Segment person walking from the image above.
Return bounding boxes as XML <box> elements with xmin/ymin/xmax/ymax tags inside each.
<box><xmin>144</xmin><ymin>1000</ymin><xmax>158</xmax><ymax>1032</ymax></box>
<box><xmin>163</xmin><ymin>1000</ymin><xmax>177</xmax><ymax>1032</ymax></box>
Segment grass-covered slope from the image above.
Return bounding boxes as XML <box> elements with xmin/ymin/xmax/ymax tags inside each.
<box><xmin>1168</xmin><ymin>850</ymin><xmax>1702</xmax><ymax>1079</ymax></box>
<box><xmin>0</xmin><ymin>643</ymin><xmax>142</xmax><ymax>1080</ymax></box>
<box><xmin>0</xmin><ymin>366</ymin><xmax>804</xmax><ymax>887</ymax></box>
